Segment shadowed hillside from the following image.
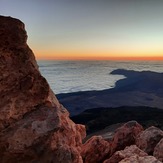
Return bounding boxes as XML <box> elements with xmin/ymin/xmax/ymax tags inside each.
<box><xmin>57</xmin><ymin>69</ymin><xmax>163</xmax><ymax>116</ymax></box>
<box><xmin>71</xmin><ymin>106</ymin><xmax>163</xmax><ymax>134</ymax></box>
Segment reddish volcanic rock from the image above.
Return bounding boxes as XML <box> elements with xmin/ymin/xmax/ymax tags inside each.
<box><xmin>0</xmin><ymin>16</ymin><xmax>86</xmax><ymax>163</ymax></box>
<box><xmin>104</xmin><ymin>145</ymin><xmax>148</xmax><ymax>163</ymax></box>
<box><xmin>119</xmin><ymin>155</ymin><xmax>162</xmax><ymax>163</ymax></box>
<box><xmin>81</xmin><ymin>136</ymin><xmax>110</xmax><ymax>163</ymax></box>
<box><xmin>110</xmin><ymin>121</ymin><xmax>143</xmax><ymax>155</ymax></box>
<box><xmin>153</xmin><ymin>138</ymin><xmax>163</xmax><ymax>162</ymax></box>
<box><xmin>136</xmin><ymin>126</ymin><xmax>163</xmax><ymax>155</ymax></box>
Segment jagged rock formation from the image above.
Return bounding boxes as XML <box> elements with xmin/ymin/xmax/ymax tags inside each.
<box><xmin>80</xmin><ymin>121</ymin><xmax>163</xmax><ymax>163</ymax></box>
<box><xmin>0</xmin><ymin>16</ymin><xmax>86</xmax><ymax>163</ymax></box>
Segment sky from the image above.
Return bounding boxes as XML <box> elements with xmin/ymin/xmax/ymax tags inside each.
<box><xmin>1</xmin><ymin>0</ymin><xmax>163</xmax><ymax>60</ymax></box>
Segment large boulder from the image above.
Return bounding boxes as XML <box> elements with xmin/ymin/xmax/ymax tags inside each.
<box><xmin>110</xmin><ymin>121</ymin><xmax>143</xmax><ymax>154</ymax></box>
<box><xmin>104</xmin><ymin>145</ymin><xmax>148</xmax><ymax>163</ymax></box>
<box><xmin>0</xmin><ymin>16</ymin><xmax>86</xmax><ymax>163</ymax></box>
<box><xmin>153</xmin><ymin>138</ymin><xmax>163</xmax><ymax>162</ymax></box>
<box><xmin>136</xmin><ymin>126</ymin><xmax>163</xmax><ymax>155</ymax></box>
<box><xmin>81</xmin><ymin>136</ymin><xmax>110</xmax><ymax>163</ymax></box>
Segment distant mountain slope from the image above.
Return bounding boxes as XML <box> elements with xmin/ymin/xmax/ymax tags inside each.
<box><xmin>57</xmin><ymin>69</ymin><xmax>163</xmax><ymax>116</ymax></box>
<box><xmin>71</xmin><ymin>106</ymin><xmax>163</xmax><ymax>134</ymax></box>
<box><xmin>111</xmin><ymin>69</ymin><xmax>163</xmax><ymax>95</ymax></box>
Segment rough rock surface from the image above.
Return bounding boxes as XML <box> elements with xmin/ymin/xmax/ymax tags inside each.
<box><xmin>110</xmin><ymin>121</ymin><xmax>143</xmax><ymax>154</ymax></box>
<box><xmin>104</xmin><ymin>145</ymin><xmax>148</xmax><ymax>163</ymax></box>
<box><xmin>136</xmin><ymin>126</ymin><xmax>163</xmax><ymax>155</ymax></box>
<box><xmin>119</xmin><ymin>155</ymin><xmax>162</xmax><ymax>163</ymax></box>
<box><xmin>153</xmin><ymin>138</ymin><xmax>163</xmax><ymax>162</ymax></box>
<box><xmin>0</xmin><ymin>16</ymin><xmax>86</xmax><ymax>163</ymax></box>
<box><xmin>81</xmin><ymin>136</ymin><xmax>110</xmax><ymax>163</ymax></box>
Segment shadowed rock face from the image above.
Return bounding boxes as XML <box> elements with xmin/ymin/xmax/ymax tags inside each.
<box><xmin>0</xmin><ymin>16</ymin><xmax>86</xmax><ymax>163</ymax></box>
<box><xmin>136</xmin><ymin>126</ymin><xmax>163</xmax><ymax>155</ymax></box>
<box><xmin>154</xmin><ymin>138</ymin><xmax>163</xmax><ymax>162</ymax></box>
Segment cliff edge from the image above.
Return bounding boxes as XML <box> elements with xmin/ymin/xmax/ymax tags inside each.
<box><xmin>0</xmin><ymin>16</ymin><xmax>86</xmax><ymax>163</ymax></box>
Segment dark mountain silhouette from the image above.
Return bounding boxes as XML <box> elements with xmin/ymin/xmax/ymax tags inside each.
<box><xmin>57</xmin><ymin>69</ymin><xmax>163</xmax><ymax>116</ymax></box>
<box><xmin>71</xmin><ymin>106</ymin><xmax>163</xmax><ymax>135</ymax></box>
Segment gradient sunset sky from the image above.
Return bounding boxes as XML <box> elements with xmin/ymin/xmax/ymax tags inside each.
<box><xmin>1</xmin><ymin>0</ymin><xmax>163</xmax><ymax>60</ymax></box>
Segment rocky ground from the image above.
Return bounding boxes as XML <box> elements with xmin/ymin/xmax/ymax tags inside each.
<box><xmin>0</xmin><ymin>15</ymin><xmax>162</xmax><ymax>163</ymax></box>
<box><xmin>81</xmin><ymin>121</ymin><xmax>163</xmax><ymax>163</ymax></box>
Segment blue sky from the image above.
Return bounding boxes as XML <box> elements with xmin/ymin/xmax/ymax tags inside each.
<box><xmin>1</xmin><ymin>0</ymin><xmax>163</xmax><ymax>59</ymax></box>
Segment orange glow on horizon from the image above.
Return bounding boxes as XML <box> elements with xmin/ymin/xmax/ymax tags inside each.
<box><xmin>36</xmin><ymin>55</ymin><xmax>163</xmax><ymax>61</ymax></box>
<box><xmin>33</xmin><ymin>48</ymin><xmax>163</xmax><ymax>61</ymax></box>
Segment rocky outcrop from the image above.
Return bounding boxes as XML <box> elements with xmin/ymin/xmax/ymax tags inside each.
<box><xmin>80</xmin><ymin>121</ymin><xmax>162</xmax><ymax>163</ymax></box>
<box><xmin>136</xmin><ymin>126</ymin><xmax>163</xmax><ymax>155</ymax></box>
<box><xmin>153</xmin><ymin>138</ymin><xmax>163</xmax><ymax>162</ymax></box>
<box><xmin>110</xmin><ymin>121</ymin><xmax>143</xmax><ymax>154</ymax></box>
<box><xmin>0</xmin><ymin>16</ymin><xmax>86</xmax><ymax>163</ymax></box>
<box><xmin>104</xmin><ymin>145</ymin><xmax>148</xmax><ymax>163</ymax></box>
<box><xmin>81</xmin><ymin>136</ymin><xmax>110</xmax><ymax>163</ymax></box>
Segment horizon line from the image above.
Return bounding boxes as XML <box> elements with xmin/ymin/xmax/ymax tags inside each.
<box><xmin>36</xmin><ymin>56</ymin><xmax>163</xmax><ymax>61</ymax></box>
